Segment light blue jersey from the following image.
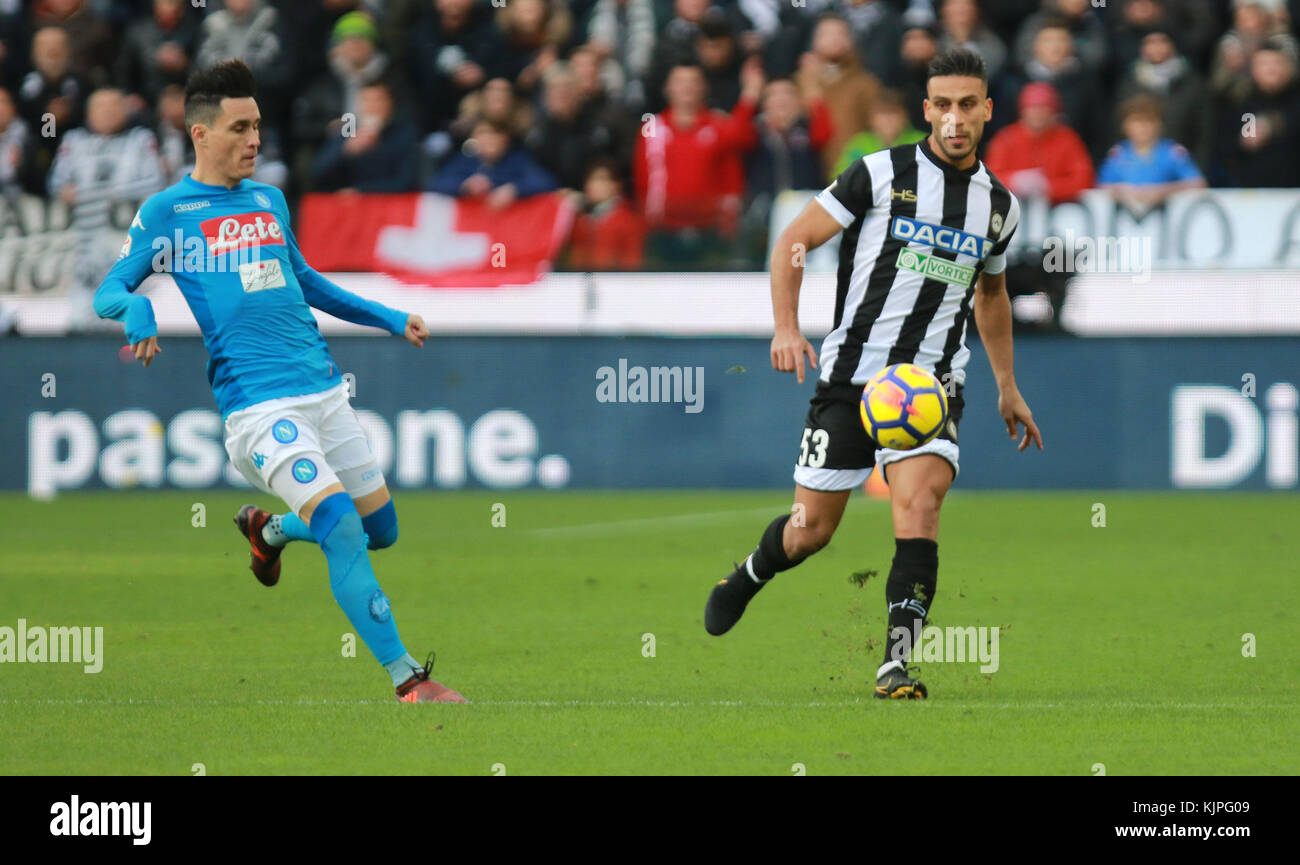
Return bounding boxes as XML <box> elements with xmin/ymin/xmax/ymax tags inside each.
<box><xmin>94</xmin><ymin>175</ymin><xmax>408</xmax><ymax>419</ymax></box>
<box><xmin>1097</xmin><ymin>139</ymin><xmax>1203</xmax><ymax>186</ymax></box>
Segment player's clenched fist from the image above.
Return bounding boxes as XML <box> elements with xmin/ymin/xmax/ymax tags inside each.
<box><xmin>403</xmin><ymin>314</ymin><xmax>429</xmax><ymax>347</ymax></box>
<box><xmin>770</xmin><ymin>327</ymin><xmax>818</xmax><ymax>384</ymax></box>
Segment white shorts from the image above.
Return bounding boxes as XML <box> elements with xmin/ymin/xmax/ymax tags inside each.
<box><xmin>223</xmin><ymin>382</ymin><xmax>386</xmax><ymax>515</ymax></box>
<box><xmin>876</xmin><ymin>436</ymin><xmax>960</xmax><ymax>484</ymax></box>
<box><xmin>793</xmin><ymin>437</ymin><xmax>960</xmax><ymax>491</ymax></box>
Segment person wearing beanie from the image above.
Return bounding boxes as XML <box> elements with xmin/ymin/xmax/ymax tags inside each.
<box><xmin>984</xmin><ymin>81</ymin><xmax>1095</xmax><ymax>205</ymax></box>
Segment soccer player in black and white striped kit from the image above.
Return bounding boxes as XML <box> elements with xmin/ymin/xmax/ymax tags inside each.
<box><xmin>705</xmin><ymin>48</ymin><xmax>1043</xmax><ymax>699</ymax></box>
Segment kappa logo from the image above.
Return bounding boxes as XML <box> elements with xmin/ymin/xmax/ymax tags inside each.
<box><xmin>891</xmin><ymin>216</ymin><xmax>994</xmax><ymax>259</ymax></box>
<box><xmin>251</xmin><ymin>451</ymin><xmax>267</xmax><ymax>469</ymax></box>
<box><xmin>173</xmin><ymin>200</ymin><xmax>211</xmax><ymax>213</ymax></box>
<box><xmin>130</xmin><ymin>209</ymin><xmax>145</xmax><ymax>231</ymax></box>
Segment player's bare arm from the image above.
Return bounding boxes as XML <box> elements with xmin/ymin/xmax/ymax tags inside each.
<box><xmin>973</xmin><ymin>269</ymin><xmax>1043</xmax><ymax>451</ymax></box>
<box><xmin>769</xmin><ymin>198</ymin><xmax>842</xmax><ymax>383</ymax></box>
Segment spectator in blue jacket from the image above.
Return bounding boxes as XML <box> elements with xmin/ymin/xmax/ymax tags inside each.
<box><xmin>310</xmin><ymin>80</ymin><xmax>417</xmax><ymax>193</ymax></box>
<box><xmin>1098</xmin><ymin>94</ymin><xmax>1204</xmax><ymax>210</ymax></box>
<box><xmin>428</xmin><ymin>117</ymin><xmax>558</xmax><ymax>209</ymax></box>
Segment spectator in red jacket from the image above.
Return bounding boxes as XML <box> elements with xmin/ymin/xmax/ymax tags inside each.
<box><xmin>633</xmin><ymin>61</ymin><xmax>761</xmax><ymax>268</ymax></box>
<box><xmin>563</xmin><ymin>158</ymin><xmax>645</xmax><ymax>270</ymax></box>
<box><xmin>984</xmin><ymin>81</ymin><xmax>1094</xmax><ymax>205</ymax></box>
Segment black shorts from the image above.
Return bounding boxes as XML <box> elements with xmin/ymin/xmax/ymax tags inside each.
<box><xmin>791</xmin><ymin>381</ymin><xmax>965</xmax><ymax>491</ymax></box>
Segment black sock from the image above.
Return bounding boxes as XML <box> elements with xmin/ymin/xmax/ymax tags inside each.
<box><xmin>747</xmin><ymin>514</ymin><xmax>806</xmax><ymax>581</ymax></box>
<box><xmin>881</xmin><ymin>537</ymin><xmax>938</xmax><ymax>668</ymax></box>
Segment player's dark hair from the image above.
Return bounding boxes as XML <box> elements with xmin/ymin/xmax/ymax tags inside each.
<box><xmin>184</xmin><ymin>59</ymin><xmax>257</xmax><ymax>132</ymax></box>
<box><xmin>926</xmin><ymin>47</ymin><xmax>988</xmax><ymax>88</ymax></box>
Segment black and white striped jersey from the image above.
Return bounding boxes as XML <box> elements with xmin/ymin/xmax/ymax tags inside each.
<box><xmin>811</xmin><ymin>136</ymin><xmax>1019</xmax><ymax>389</ymax></box>
<box><xmin>47</xmin><ymin>127</ymin><xmax>166</xmax><ymax>238</ymax></box>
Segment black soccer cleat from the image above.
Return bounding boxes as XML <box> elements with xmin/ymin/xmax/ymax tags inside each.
<box><xmin>234</xmin><ymin>504</ymin><xmax>283</xmax><ymax>587</ymax></box>
<box><xmin>705</xmin><ymin>562</ymin><xmax>768</xmax><ymax>636</ymax></box>
<box><xmin>874</xmin><ymin>665</ymin><xmax>928</xmax><ymax>700</ymax></box>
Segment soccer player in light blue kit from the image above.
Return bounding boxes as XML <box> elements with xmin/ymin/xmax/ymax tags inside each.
<box><xmin>93</xmin><ymin>60</ymin><xmax>465</xmax><ymax>703</ymax></box>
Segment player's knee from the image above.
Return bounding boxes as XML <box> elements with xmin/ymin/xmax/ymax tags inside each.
<box><xmin>894</xmin><ymin>482</ymin><xmax>946</xmax><ymax>522</ymax></box>
<box><xmin>309</xmin><ymin>493</ymin><xmax>368</xmax><ymax>575</ymax></box>
<box><xmin>362</xmin><ymin>500</ymin><xmax>398</xmax><ymax>550</ymax></box>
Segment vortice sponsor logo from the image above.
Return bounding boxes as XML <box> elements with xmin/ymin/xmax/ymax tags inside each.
<box><xmin>895</xmin><ymin>247</ymin><xmax>977</xmax><ymax>287</ymax></box>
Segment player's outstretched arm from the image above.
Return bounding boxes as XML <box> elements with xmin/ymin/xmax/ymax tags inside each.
<box><xmin>294</xmin><ymin>261</ymin><xmax>410</xmax><ymax>335</ymax></box>
<box><xmin>95</xmin><ymin>200</ymin><xmax>166</xmax><ymax>367</ymax></box>
<box><xmin>973</xmin><ymin>270</ymin><xmax>1042</xmax><ymax>451</ymax></box>
<box><xmin>769</xmin><ymin>198</ymin><xmax>842</xmax><ymax>384</ymax></box>
<box><xmin>272</xmin><ymin>186</ymin><xmax>410</xmax><ymax>337</ymax></box>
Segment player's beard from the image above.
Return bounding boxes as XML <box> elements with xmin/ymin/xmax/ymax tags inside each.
<box><xmin>937</xmin><ymin>128</ymin><xmax>980</xmax><ymax>163</ymax></box>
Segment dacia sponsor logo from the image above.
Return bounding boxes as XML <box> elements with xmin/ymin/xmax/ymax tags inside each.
<box><xmin>895</xmin><ymin>248</ymin><xmax>976</xmax><ymax>287</ymax></box>
<box><xmin>891</xmin><ymin>216</ymin><xmax>993</xmax><ymax>260</ymax></box>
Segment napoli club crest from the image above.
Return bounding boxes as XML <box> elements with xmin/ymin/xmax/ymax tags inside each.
<box><xmin>272</xmin><ymin>419</ymin><xmax>298</xmax><ymax>443</ymax></box>
<box><xmin>291</xmin><ymin>458</ymin><xmax>317</xmax><ymax>484</ymax></box>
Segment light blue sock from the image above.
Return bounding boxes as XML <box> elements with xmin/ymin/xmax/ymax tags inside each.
<box><xmin>309</xmin><ymin>492</ymin><xmax>407</xmax><ymax>669</ymax></box>
<box><xmin>383</xmin><ymin>652</ymin><xmax>422</xmax><ymax>687</ymax></box>
<box><xmin>263</xmin><ymin>512</ymin><xmax>316</xmax><ymax>547</ymax></box>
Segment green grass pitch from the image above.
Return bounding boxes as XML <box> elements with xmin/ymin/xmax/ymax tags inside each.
<box><xmin>2</xmin><ymin>489</ymin><xmax>1296</xmax><ymax>775</ymax></box>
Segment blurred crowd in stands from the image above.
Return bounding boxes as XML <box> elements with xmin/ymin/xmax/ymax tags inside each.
<box><xmin>3</xmin><ymin>0</ymin><xmax>1299</xmax><ymax>276</ymax></box>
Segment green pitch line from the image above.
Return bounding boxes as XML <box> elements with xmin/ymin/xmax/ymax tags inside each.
<box><xmin>1</xmin><ymin>490</ymin><xmax>1295</xmax><ymax>775</ymax></box>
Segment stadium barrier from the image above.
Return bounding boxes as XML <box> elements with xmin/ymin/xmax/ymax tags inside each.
<box><xmin>6</xmin><ymin>335</ymin><xmax>1297</xmax><ymax>494</ymax></box>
